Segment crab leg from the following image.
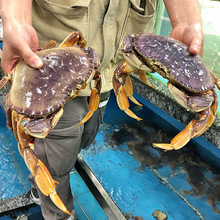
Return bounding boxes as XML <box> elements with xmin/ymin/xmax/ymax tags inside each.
<box><xmin>138</xmin><ymin>69</ymin><xmax>155</xmax><ymax>89</ymax></box>
<box><xmin>113</xmin><ymin>60</ymin><xmax>142</xmax><ymax>121</ymax></box>
<box><xmin>78</xmin><ymin>71</ymin><xmax>101</xmax><ymax>126</ymax></box>
<box><xmin>6</xmin><ymin>95</ymin><xmax>13</xmax><ymax>130</ymax></box>
<box><xmin>122</xmin><ymin>74</ymin><xmax>143</xmax><ymax>106</ymax></box>
<box><xmin>210</xmin><ymin>70</ymin><xmax>220</xmax><ymax>90</ymax></box>
<box><xmin>153</xmin><ymin>89</ymin><xmax>218</xmax><ymax>151</ymax></box>
<box><xmin>153</xmin><ymin>83</ymin><xmax>218</xmax><ymax>151</ymax></box>
<box><xmin>38</xmin><ymin>40</ymin><xmax>57</xmax><ymax>51</ymax></box>
<box><xmin>11</xmin><ymin>110</ymin><xmax>19</xmax><ymax>140</ymax></box>
<box><xmin>194</xmin><ymin>89</ymin><xmax>218</xmax><ymax>137</ymax></box>
<box><xmin>0</xmin><ymin>73</ymin><xmax>12</xmax><ymax>89</ymax></box>
<box><xmin>59</xmin><ymin>31</ymin><xmax>86</xmax><ymax>48</ymax></box>
<box><xmin>153</xmin><ymin>108</ymin><xmax>211</xmax><ymax>150</ymax></box>
<box><xmin>13</xmin><ymin>113</ymin><xmax>71</xmax><ymax>215</ymax></box>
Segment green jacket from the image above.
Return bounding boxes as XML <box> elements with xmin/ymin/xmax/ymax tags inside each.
<box><xmin>32</xmin><ymin>0</ymin><xmax>157</xmax><ymax>96</ymax></box>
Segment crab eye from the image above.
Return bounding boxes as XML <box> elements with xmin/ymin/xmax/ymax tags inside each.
<box><xmin>122</xmin><ymin>34</ymin><xmax>134</xmax><ymax>53</ymax></box>
<box><xmin>20</xmin><ymin>119</ymin><xmax>28</xmax><ymax>128</ymax></box>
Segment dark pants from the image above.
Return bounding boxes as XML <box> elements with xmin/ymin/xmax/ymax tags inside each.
<box><xmin>29</xmin><ymin>92</ymin><xmax>110</xmax><ymax>220</ymax></box>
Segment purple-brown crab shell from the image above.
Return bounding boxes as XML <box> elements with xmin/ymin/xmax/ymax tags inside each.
<box><xmin>124</xmin><ymin>33</ymin><xmax>214</xmax><ymax>92</ymax></box>
<box><xmin>8</xmin><ymin>46</ymin><xmax>98</xmax><ymax>117</ymax></box>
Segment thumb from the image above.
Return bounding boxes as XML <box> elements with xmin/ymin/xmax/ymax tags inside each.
<box><xmin>189</xmin><ymin>35</ymin><xmax>203</xmax><ymax>57</ymax></box>
<box><xmin>19</xmin><ymin>44</ymin><xmax>43</xmax><ymax>69</ymax></box>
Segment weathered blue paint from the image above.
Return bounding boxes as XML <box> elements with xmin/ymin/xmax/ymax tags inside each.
<box><xmin>0</xmin><ymin>107</ymin><xmax>31</xmax><ymax>199</ymax></box>
<box><xmin>0</xmin><ymin>90</ymin><xmax>220</xmax><ymax>219</ymax></box>
<box><xmin>81</xmin><ymin>92</ymin><xmax>220</xmax><ymax>220</ymax></box>
<box><xmin>0</xmin><ymin>107</ymin><xmax>108</xmax><ymax>219</ymax></box>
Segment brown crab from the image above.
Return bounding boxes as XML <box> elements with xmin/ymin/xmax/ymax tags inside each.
<box><xmin>113</xmin><ymin>33</ymin><xmax>220</xmax><ymax>150</ymax></box>
<box><xmin>0</xmin><ymin>31</ymin><xmax>101</xmax><ymax>215</ymax></box>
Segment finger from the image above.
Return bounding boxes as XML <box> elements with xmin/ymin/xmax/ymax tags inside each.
<box><xmin>1</xmin><ymin>52</ymin><xmax>20</xmax><ymax>74</ymax></box>
<box><xmin>189</xmin><ymin>35</ymin><xmax>203</xmax><ymax>56</ymax></box>
<box><xmin>1</xmin><ymin>59</ymin><xmax>16</xmax><ymax>74</ymax></box>
<box><xmin>19</xmin><ymin>44</ymin><xmax>43</xmax><ymax>68</ymax></box>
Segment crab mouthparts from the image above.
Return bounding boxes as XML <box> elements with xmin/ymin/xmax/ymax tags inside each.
<box><xmin>20</xmin><ymin>118</ymin><xmax>52</xmax><ymax>138</ymax></box>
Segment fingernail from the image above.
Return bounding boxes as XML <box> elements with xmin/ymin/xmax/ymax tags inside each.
<box><xmin>190</xmin><ymin>46</ymin><xmax>199</xmax><ymax>55</ymax></box>
<box><xmin>33</xmin><ymin>58</ymin><xmax>43</xmax><ymax>68</ymax></box>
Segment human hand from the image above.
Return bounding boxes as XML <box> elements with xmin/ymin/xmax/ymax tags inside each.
<box><xmin>1</xmin><ymin>21</ymin><xmax>43</xmax><ymax>75</ymax></box>
<box><xmin>163</xmin><ymin>0</ymin><xmax>204</xmax><ymax>57</ymax></box>
<box><xmin>170</xmin><ymin>23</ymin><xmax>204</xmax><ymax>56</ymax></box>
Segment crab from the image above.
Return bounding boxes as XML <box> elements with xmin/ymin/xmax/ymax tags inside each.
<box><xmin>0</xmin><ymin>31</ymin><xmax>101</xmax><ymax>215</ymax></box>
<box><xmin>113</xmin><ymin>33</ymin><xmax>220</xmax><ymax>150</ymax></box>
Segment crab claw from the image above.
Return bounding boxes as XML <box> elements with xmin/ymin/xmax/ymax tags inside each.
<box><xmin>23</xmin><ymin>147</ymin><xmax>71</xmax><ymax>215</ymax></box>
<box><xmin>15</xmin><ymin>114</ymin><xmax>72</xmax><ymax>216</ymax></box>
<box><xmin>24</xmin><ymin>144</ymin><xmax>71</xmax><ymax>215</ymax></box>
<box><xmin>35</xmin><ymin>160</ymin><xmax>71</xmax><ymax>215</ymax></box>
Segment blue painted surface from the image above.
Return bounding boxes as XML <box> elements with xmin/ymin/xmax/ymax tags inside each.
<box><xmin>70</xmin><ymin>169</ymin><xmax>108</xmax><ymax>220</ymax></box>
<box><xmin>0</xmin><ymin>91</ymin><xmax>220</xmax><ymax>219</ymax></box>
<box><xmin>133</xmin><ymin>92</ymin><xmax>220</xmax><ymax>160</ymax></box>
<box><xmin>81</xmin><ymin>92</ymin><xmax>220</xmax><ymax>220</ymax></box>
<box><xmin>0</xmin><ymin>107</ymin><xmax>108</xmax><ymax>219</ymax></box>
<box><xmin>0</xmin><ymin>107</ymin><xmax>31</xmax><ymax>199</ymax></box>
